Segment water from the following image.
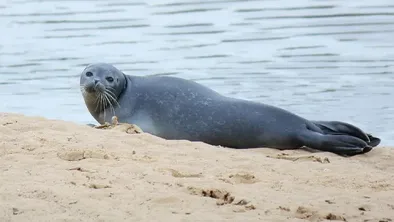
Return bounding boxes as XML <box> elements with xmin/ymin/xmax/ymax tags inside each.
<box><xmin>1</xmin><ymin>0</ymin><xmax>393</xmax><ymax>146</ymax></box>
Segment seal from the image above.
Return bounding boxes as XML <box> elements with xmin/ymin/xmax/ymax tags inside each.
<box><xmin>80</xmin><ymin>63</ymin><xmax>381</xmax><ymax>156</ymax></box>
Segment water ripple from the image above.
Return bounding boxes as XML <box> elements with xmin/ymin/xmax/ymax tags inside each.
<box><xmin>48</xmin><ymin>24</ymin><xmax>149</xmax><ymax>32</ymax></box>
<box><xmin>222</xmin><ymin>37</ymin><xmax>289</xmax><ymax>42</ymax></box>
<box><xmin>14</xmin><ymin>18</ymin><xmax>143</xmax><ymax>24</ymax></box>
<box><xmin>153</xmin><ymin>8</ymin><xmax>221</xmax><ymax>15</ymax></box>
<box><xmin>2</xmin><ymin>9</ymin><xmax>125</xmax><ymax>17</ymax></box>
<box><xmin>247</xmin><ymin>13</ymin><xmax>394</xmax><ymax>20</ymax></box>
<box><xmin>165</xmin><ymin>23</ymin><xmax>213</xmax><ymax>28</ymax></box>
<box><xmin>235</xmin><ymin>5</ymin><xmax>336</xmax><ymax>12</ymax></box>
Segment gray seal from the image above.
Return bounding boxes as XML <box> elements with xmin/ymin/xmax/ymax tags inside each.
<box><xmin>79</xmin><ymin>63</ymin><xmax>380</xmax><ymax>156</ymax></box>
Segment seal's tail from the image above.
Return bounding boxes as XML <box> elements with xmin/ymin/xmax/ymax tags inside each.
<box><xmin>299</xmin><ymin>121</ymin><xmax>380</xmax><ymax>156</ymax></box>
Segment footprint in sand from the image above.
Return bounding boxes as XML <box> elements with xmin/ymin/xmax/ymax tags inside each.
<box><xmin>165</xmin><ymin>169</ymin><xmax>203</xmax><ymax>178</ymax></box>
<box><xmin>220</xmin><ymin>173</ymin><xmax>259</xmax><ymax>184</ymax></box>
<box><xmin>229</xmin><ymin>173</ymin><xmax>259</xmax><ymax>184</ymax></box>
<box><xmin>87</xmin><ymin>184</ymin><xmax>112</xmax><ymax>189</ymax></box>
<box><xmin>267</xmin><ymin>153</ymin><xmax>330</xmax><ymax>164</ymax></box>
<box><xmin>186</xmin><ymin>186</ymin><xmax>256</xmax><ymax>211</ymax></box>
<box><xmin>294</xmin><ymin>206</ymin><xmax>347</xmax><ymax>222</ymax></box>
<box><xmin>131</xmin><ymin>154</ymin><xmax>157</xmax><ymax>163</ymax></box>
<box><xmin>152</xmin><ymin>196</ymin><xmax>180</xmax><ymax>204</ymax></box>
<box><xmin>57</xmin><ymin>150</ymin><xmax>111</xmax><ymax>161</ymax></box>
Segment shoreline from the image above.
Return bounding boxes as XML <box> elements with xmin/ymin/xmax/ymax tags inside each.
<box><xmin>1</xmin><ymin>112</ymin><xmax>393</xmax><ymax>222</ymax></box>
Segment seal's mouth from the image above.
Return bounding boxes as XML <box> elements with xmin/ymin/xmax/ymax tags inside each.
<box><xmin>83</xmin><ymin>80</ymin><xmax>105</xmax><ymax>94</ymax></box>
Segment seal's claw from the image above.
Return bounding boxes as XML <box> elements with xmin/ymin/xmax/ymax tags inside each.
<box><xmin>94</xmin><ymin>122</ymin><xmax>111</xmax><ymax>129</ymax></box>
<box><xmin>111</xmin><ymin>116</ymin><xmax>119</xmax><ymax>125</ymax></box>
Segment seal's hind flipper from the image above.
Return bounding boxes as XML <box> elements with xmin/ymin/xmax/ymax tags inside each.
<box><xmin>298</xmin><ymin>130</ymin><xmax>374</xmax><ymax>156</ymax></box>
<box><xmin>311</xmin><ymin>121</ymin><xmax>380</xmax><ymax>147</ymax></box>
<box><xmin>365</xmin><ymin>133</ymin><xmax>381</xmax><ymax>147</ymax></box>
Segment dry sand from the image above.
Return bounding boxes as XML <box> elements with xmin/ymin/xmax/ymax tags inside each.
<box><xmin>0</xmin><ymin>112</ymin><xmax>393</xmax><ymax>222</ymax></box>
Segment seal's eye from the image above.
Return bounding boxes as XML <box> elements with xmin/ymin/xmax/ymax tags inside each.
<box><xmin>106</xmin><ymin>77</ymin><xmax>114</xmax><ymax>82</ymax></box>
<box><xmin>86</xmin><ymin>72</ymin><xmax>93</xmax><ymax>77</ymax></box>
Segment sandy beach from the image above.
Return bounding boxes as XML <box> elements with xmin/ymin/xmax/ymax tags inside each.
<box><xmin>0</xmin><ymin>112</ymin><xmax>393</xmax><ymax>222</ymax></box>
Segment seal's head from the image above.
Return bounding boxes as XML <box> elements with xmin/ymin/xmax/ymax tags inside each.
<box><xmin>80</xmin><ymin>63</ymin><xmax>126</xmax><ymax>116</ymax></box>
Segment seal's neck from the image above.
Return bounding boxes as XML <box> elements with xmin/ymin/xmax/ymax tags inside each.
<box><xmin>117</xmin><ymin>73</ymin><xmax>128</xmax><ymax>100</ymax></box>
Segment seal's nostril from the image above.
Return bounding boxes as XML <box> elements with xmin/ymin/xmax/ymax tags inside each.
<box><xmin>94</xmin><ymin>79</ymin><xmax>99</xmax><ymax>85</ymax></box>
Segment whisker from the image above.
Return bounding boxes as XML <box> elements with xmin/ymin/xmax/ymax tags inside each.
<box><xmin>108</xmin><ymin>93</ymin><xmax>117</xmax><ymax>115</ymax></box>
<box><xmin>95</xmin><ymin>93</ymin><xmax>101</xmax><ymax>112</ymax></box>
<box><xmin>79</xmin><ymin>84</ymin><xmax>87</xmax><ymax>96</ymax></box>
<box><xmin>103</xmin><ymin>92</ymin><xmax>112</xmax><ymax>113</ymax></box>
<box><xmin>108</xmin><ymin>94</ymin><xmax>117</xmax><ymax>116</ymax></box>
<box><xmin>105</xmin><ymin>88</ymin><xmax>121</xmax><ymax>108</ymax></box>
<box><xmin>105</xmin><ymin>89</ymin><xmax>116</xmax><ymax>99</ymax></box>
<box><xmin>95</xmin><ymin>92</ymin><xmax>101</xmax><ymax>103</ymax></box>
<box><xmin>81</xmin><ymin>89</ymin><xmax>86</xmax><ymax>97</ymax></box>
<box><xmin>103</xmin><ymin>93</ymin><xmax>111</xmax><ymax>112</ymax></box>
<box><xmin>94</xmin><ymin>91</ymin><xmax>101</xmax><ymax>111</ymax></box>
<box><xmin>102</xmin><ymin>93</ymin><xmax>106</xmax><ymax>121</ymax></box>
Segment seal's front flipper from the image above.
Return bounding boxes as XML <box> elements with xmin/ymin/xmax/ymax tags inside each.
<box><xmin>298</xmin><ymin>131</ymin><xmax>373</xmax><ymax>156</ymax></box>
<box><xmin>311</xmin><ymin>121</ymin><xmax>381</xmax><ymax>147</ymax></box>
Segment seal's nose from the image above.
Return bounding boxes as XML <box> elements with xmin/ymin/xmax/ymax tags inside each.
<box><xmin>94</xmin><ymin>79</ymin><xmax>99</xmax><ymax>85</ymax></box>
